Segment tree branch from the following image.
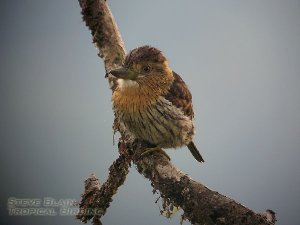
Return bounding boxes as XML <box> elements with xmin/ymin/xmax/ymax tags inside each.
<box><xmin>76</xmin><ymin>0</ymin><xmax>276</xmax><ymax>224</ymax></box>
<box><xmin>132</xmin><ymin>142</ymin><xmax>276</xmax><ymax>225</ymax></box>
<box><xmin>76</xmin><ymin>139</ymin><xmax>132</xmax><ymax>224</ymax></box>
<box><xmin>79</xmin><ymin>0</ymin><xmax>125</xmax><ymax>90</ymax></box>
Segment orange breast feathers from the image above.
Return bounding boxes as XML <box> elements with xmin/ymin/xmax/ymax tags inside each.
<box><xmin>112</xmin><ymin>76</ymin><xmax>173</xmax><ymax>113</ymax></box>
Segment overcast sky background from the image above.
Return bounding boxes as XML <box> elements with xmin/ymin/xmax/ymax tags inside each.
<box><xmin>1</xmin><ymin>1</ymin><xmax>300</xmax><ymax>225</ymax></box>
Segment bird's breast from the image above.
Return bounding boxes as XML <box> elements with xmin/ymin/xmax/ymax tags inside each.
<box><xmin>112</xmin><ymin>94</ymin><xmax>195</xmax><ymax>148</ymax></box>
<box><xmin>112</xmin><ymin>84</ymin><xmax>161</xmax><ymax>113</ymax></box>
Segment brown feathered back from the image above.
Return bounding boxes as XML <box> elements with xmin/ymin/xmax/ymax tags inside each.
<box><xmin>163</xmin><ymin>72</ymin><xmax>194</xmax><ymax>120</ymax></box>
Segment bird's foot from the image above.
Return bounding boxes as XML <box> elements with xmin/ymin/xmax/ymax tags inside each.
<box><xmin>141</xmin><ymin>146</ymin><xmax>171</xmax><ymax>161</ymax></box>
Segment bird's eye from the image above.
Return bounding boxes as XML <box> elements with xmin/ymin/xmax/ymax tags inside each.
<box><xmin>143</xmin><ymin>65</ymin><xmax>151</xmax><ymax>73</ymax></box>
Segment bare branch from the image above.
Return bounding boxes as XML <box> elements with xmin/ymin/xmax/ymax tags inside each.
<box><xmin>76</xmin><ymin>0</ymin><xmax>276</xmax><ymax>225</ymax></box>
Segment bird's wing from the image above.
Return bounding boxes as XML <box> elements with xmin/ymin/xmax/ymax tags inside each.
<box><xmin>163</xmin><ymin>71</ymin><xmax>194</xmax><ymax>119</ymax></box>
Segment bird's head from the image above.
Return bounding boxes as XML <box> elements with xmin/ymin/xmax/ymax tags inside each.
<box><xmin>109</xmin><ymin>46</ymin><xmax>173</xmax><ymax>89</ymax></box>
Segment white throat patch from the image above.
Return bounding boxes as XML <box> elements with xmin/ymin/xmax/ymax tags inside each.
<box><xmin>117</xmin><ymin>79</ymin><xmax>139</xmax><ymax>90</ymax></box>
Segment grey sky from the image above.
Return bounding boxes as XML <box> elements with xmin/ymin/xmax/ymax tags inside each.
<box><xmin>1</xmin><ymin>1</ymin><xmax>300</xmax><ymax>225</ymax></box>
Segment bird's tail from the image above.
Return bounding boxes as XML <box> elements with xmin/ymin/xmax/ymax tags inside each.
<box><xmin>187</xmin><ymin>141</ymin><xmax>204</xmax><ymax>163</ymax></box>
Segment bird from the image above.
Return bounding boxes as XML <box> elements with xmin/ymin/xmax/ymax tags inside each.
<box><xmin>108</xmin><ymin>45</ymin><xmax>204</xmax><ymax>163</ymax></box>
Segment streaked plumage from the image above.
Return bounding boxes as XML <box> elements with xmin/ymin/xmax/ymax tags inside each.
<box><xmin>109</xmin><ymin>46</ymin><xmax>204</xmax><ymax>163</ymax></box>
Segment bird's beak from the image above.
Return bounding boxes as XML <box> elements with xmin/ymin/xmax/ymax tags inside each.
<box><xmin>109</xmin><ymin>67</ymin><xmax>137</xmax><ymax>80</ymax></box>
